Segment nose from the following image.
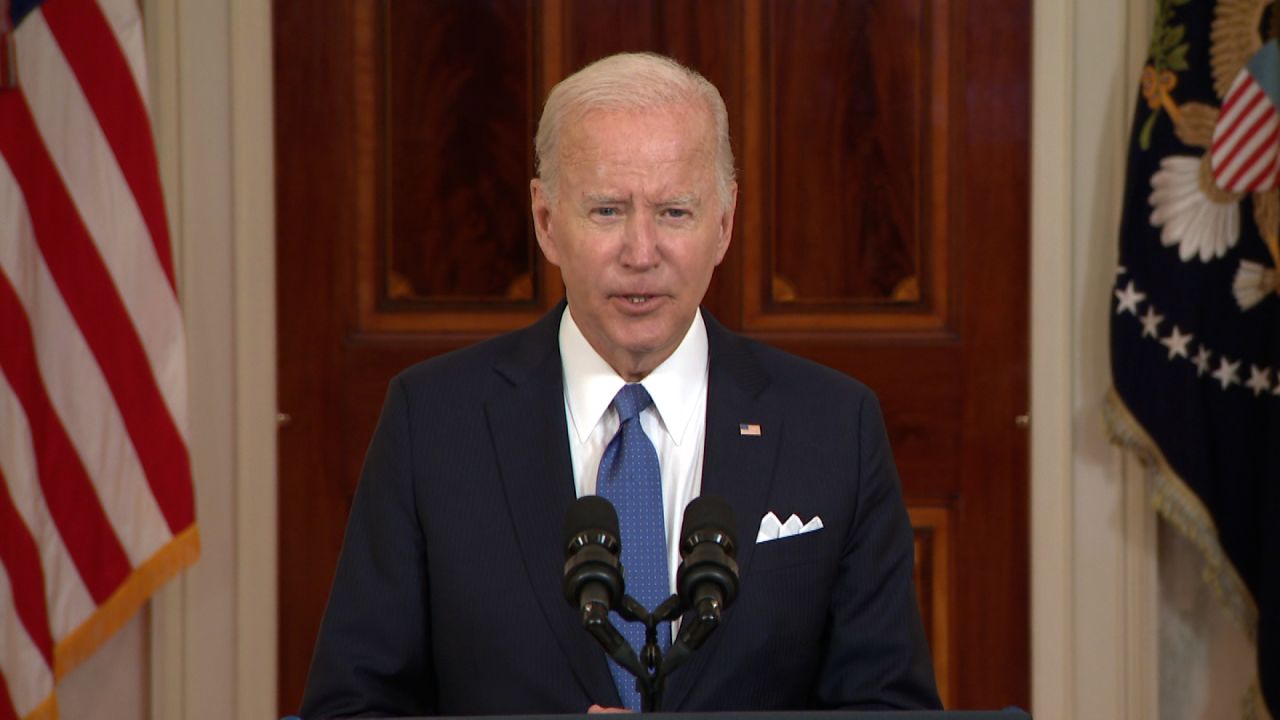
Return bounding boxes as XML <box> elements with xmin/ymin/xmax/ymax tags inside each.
<box><xmin>619</xmin><ymin>214</ymin><xmax>660</xmax><ymax>269</ymax></box>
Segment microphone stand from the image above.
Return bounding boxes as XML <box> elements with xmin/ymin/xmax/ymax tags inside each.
<box><xmin>585</xmin><ymin>592</ymin><xmax>723</xmax><ymax>712</ymax></box>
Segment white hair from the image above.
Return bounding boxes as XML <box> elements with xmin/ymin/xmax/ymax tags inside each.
<box><xmin>534</xmin><ymin>52</ymin><xmax>736</xmax><ymax>207</ymax></box>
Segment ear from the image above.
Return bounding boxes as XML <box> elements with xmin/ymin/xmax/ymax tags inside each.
<box><xmin>530</xmin><ymin>178</ymin><xmax>561</xmax><ymax>266</ymax></box>
<box><xmin>713</xmin><ymin>182</ymin><xmax>738</xmax><ymax>266</ymax></box>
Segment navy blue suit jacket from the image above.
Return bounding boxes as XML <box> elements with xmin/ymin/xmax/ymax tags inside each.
<box><xmin>300</xmin><ymin>305</ymin><xmax>940</xmax><ymax>717</ymax></box>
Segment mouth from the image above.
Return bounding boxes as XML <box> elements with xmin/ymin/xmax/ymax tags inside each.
<box><xmin>612</xmin><ymin>293</ymin><xmax>664</xmax><ymax>311</ymax></box>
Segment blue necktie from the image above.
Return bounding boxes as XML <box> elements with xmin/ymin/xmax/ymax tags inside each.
<box><xmin>596</xmin><ymin>383</ymin><xmax>669</xmax><ymax>711</ymax></box>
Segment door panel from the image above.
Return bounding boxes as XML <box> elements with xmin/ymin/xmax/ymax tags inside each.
<box><xmin>275</xmin><ymin>0</ymin><xmax>1028</xmax><ymax>713</ymax></box>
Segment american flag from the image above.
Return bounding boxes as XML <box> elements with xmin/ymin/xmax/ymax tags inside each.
<box><xmin>1210</xmin><ymin>39</ymin><xmax>1280</xmax><ymax>193</ymax></box>
<box><xmin>0</xmin><ymin>0</ymin><xmax>199</xmax><ymax>718</ymax></box>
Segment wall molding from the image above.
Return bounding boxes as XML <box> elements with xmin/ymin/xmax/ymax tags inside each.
<box><xmin>229</xmin><ymin>0</ymin><xmax>278</xmax><ymax>714</ymax></box>
<box><xmin>145</xmin><ymin>0</ymin><xmax>277</xmax><ymax>717</ymax></box>
<box><xmin>1030</xmin><ymin>0</ymin><xmax>1076</xmax><ymax>714</ymax></box>
<box><xmin>1031</xmin><ymin>0</ymin><xmax>1157</xmax><ymax>718</ymax></box>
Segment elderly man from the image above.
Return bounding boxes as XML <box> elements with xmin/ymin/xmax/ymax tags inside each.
<box><xmin>300</xmin><ymin>52</ymin><xmax>940</xmax><ymax>717</ymax></box>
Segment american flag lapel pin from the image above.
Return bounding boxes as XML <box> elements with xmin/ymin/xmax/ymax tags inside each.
<box><xmin>739</xmin><ymin>423</ymin><xmax>762</xmax><ymax>436</ymax></box>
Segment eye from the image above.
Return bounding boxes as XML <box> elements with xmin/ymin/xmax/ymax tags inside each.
<box><xmin>592</xmin><ymin>207</ymin><xmax>620</xmax><ymax>218</ymax></box>
<box><xmin>662</xmin><ymin>208</ymin><xmax>691</xmax><ymax>219</ymax></box>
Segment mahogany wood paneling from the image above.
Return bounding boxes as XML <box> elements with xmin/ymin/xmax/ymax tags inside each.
<box><xmin>275</xmin><ymin>0</ymin><xmax>359</xmax><ymax>714</ymax></box>
<box><xmin>560</xmin><ymin>0</ymin><xmax>656</xmax><ymax>58</ymax></box>
<box><xmin>275</xmin><ymin>0</ymin><xmax>1029</xmax><ymax>714</ymax></box>
<box><xmin>769</xmin><ymin>0</ymin><xmax>923</xmax><ymax>303</ymax></box>
<box><xmin>353</xmin><ymin>1</ymin><xmax>563</xmax><ymax>334</ymax></box>
<box><xmin>951</xmin><ymin>1</ymin><xmax>1031</xmax><ymax>707</ymax></box>
<box><xmin>382</xmin><ymin>0</ymin><xmax>536</xmax><ymax>303</ymax></box>
<box><xmin>910</xmin><ymin>503</ymin><xmax>954</xmax><ymax>709</ymax></box>
<box><xmin>740</xmin><ymin>0</ymin><xmax>953</xmax><ymax>332</ymax></box>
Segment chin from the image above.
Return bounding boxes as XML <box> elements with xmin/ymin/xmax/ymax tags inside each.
<box><xmin>614</xmin><ymin>318</ymin><xmax>677</xmax><ymax>347</ymax></box>
<box><xmin>615</xmin><ymin>333</ymin><xmax>680</xmax><ymax>367</ymax></box>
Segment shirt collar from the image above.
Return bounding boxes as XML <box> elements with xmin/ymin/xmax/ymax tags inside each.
<box><xmin>560</xmin><ymin>306</ymin><xmax>709</xmax><ymax>446</ymax></box>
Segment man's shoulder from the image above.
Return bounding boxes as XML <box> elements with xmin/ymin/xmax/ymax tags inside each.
<box><xmin>391</xmin><ymin>310</ymin><xmax>560</xmax><ymax>397</ymax></box>
<box><xmin>709</xmin><ymin>321</ymin><xmax>877</xmax><ymax>405</ymax></box>
<box><xmin>757</xmin><ymin>339</ymin><xmax>870</xmax><ymax>390</ymax></box>
<box><xmin>394</xmin><ymin>330</ymin><xmax>511</xmax><ymax>383</ymax></box>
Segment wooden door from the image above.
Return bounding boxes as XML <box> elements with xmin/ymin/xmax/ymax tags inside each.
<box><xmin>274</xmin><ymin>0</ymin><xmax>1029</xmax><ymax>714</ymax></box>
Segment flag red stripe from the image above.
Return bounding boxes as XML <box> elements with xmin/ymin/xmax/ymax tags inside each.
<box><xmin>1222</xmin><ymin>72</ymin><xmax>1253</xmax><ymax>113</ymax></box>
<box><xmin>1215</xmin><ymin>101</ymin><xmax>1271</xmax><ymax>172</ymax></box>
<box><xmin>0</xmin><ymin>671</ymin><xmax>19</xmax><ymax>720</ymax></box>
<box><xmin>0</xmin><ymin>93</ymin><xmax>195</xmax><ymax>533</ymax></box>
<box><xmin>0</xmin><ymin>466</ymin><xmax>54</xmax><ymax>667</ymax></box>
<box><xmin>1213</xmin><ymin>81</ymin><xmax>1264</xmax><ymax>149</ymax></box>
<box><xmin>1225</xmin><ymin>125</ymin><xmax>1279</xmax><ymax>190</ymax></box>
<box><xmin>1212</xmin><ymin>85</ymin><xmax>1266</xmax><ymax>154</ymax></box>
<box><xmin>40</xmin><ymin>0</ymin><xmax>176</xmax><ymax>293</ymax></box>
<box><xmin>0</xmin><ymin>272</ymin><xmax>131</xmax><ymax>603</ymax></box>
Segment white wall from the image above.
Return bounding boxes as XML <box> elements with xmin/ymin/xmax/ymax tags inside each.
<box><xmin>146</xmin><ymin>0</ymin><xmax>277</xmax><ymax>717</ymax></box>
<box><xmin>1032</xmin><ymin>0</ymin><xmax>1159</xmax><ymax>717</ymax></box>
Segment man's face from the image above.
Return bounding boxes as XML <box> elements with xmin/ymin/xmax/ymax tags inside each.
<box><xmin>531</xmin><ymin>104</ymin><xmax>737</xmax><ymax>380</ymax></box>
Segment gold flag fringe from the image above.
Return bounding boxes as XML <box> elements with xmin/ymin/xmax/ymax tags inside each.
<box><xmin>21</xmin><ymin>695</ymin><xmax>56</xmax><ymax>720</ymax></box>
<box><xmin>19</xmin><ymin>525</ymin><xmax>201</xmax><ymax>720</ymax></box>
<box><xmin>1103</xmin><ymin>387</ymin><xmax>1258</xmax><ymax>641</ymax></box>
<box><xmin>1245</xmin><ymin>680</ymin><xmax>1269</xmax><ymax>720</ymax></box>
<box><xmin>53</xmin><ymin>525</ymin><xmax>201</xmax><ymax>680</ymax></box>
<box><xmin>1105</xmin><ymin>388</ymin><xmax>1274</xmax><ymax>719</ymax></box>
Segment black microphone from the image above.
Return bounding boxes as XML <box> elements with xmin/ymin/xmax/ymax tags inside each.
<box><xmin>675</xmin><ymin>496</ymin><xmax>739</xmax><ymax>636</ymax></box>
<box><xmin>562</xmin><ymin>496</ymin><xmax>648</xmax><ymax>688</ymax></box>
<box><xmin>562</xmin><ymin>495</ymin><xmax>625</xmax><ymax>618</ymax></box>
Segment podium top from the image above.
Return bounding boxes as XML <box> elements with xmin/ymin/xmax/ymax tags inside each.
<box><xmin>294</xmin><ymin>711</ymin><xmax>1031</xmax><ymax>720</ymax></box>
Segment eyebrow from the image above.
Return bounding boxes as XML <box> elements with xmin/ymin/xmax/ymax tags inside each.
<box><xmin>579</xmin><ymin>192</ymin><xmax>702</xmax><ymax>207</ymax></box>
<box><xmin>658</xmin><ymin>193</ymin><xmax>700</xmax><ymax>207</ymax></box>
<box><xmin>583</xmin><ymin>193</ymin><xmax>628</xmax><ymax>205</ymax></box>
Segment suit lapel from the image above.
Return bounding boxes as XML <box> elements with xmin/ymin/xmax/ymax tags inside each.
<box><xmin>663</xmin><ymin>313</ymin><xmax>782</xmax><ymax>709</ymax></box>
<box><xmin>485</xmin><ymin>304</ymin><xmax>621</xmax><ymax>707</ymax></box>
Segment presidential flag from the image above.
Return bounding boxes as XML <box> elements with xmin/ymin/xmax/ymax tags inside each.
<box><xmin>0</xmin><ymin>0</ymin><xmax>199</xmax><ymax>718</ymax></box>
<box><xmin>1106</xmin><ymin>0</ymin><xmax>1279</xmax><ymax>714</ymax></box>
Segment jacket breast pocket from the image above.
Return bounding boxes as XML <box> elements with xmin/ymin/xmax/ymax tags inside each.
<box><xmin>749</xmin><ymin>530</ymin><xmax>829</xmax><ymax>573</ymax></box>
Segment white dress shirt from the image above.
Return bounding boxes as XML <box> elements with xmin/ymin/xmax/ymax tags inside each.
<box><xmin>559</xmin><ymin>306</ymin><xmax>708</xmax><ymax>596</ymax></box>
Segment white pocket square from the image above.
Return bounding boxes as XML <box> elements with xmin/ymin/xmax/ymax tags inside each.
<box><xmin>756</xmin><ymin>511</ymin><xmax>824</xmax><ymax>543</ymax></box>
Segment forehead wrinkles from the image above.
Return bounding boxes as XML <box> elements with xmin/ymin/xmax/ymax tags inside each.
<box><xmin>569</xmin><ymin>165</ymin><xmax>709</xmax><ymax>207</ymax></box>
<box><xmin>559</xmin><ymin>110</ymin><xmax>717</xmax><ymax>202</ymax></box>
<box><xmin>560</xmin><ymin>132</ymin><xmax>706</xmax><ymax>174</ymax></box>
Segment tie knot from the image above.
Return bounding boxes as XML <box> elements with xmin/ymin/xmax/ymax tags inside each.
<box><xmin>612</xmin><ymin>383</ymin><xmax>653</xmax><ymax>423</ymax></box>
